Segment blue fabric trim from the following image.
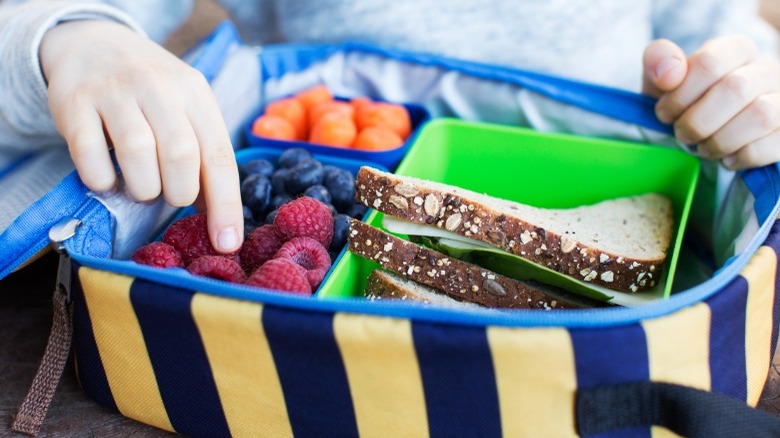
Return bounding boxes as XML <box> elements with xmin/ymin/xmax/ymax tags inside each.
<box><xmin>708</xmin><ymin>276</ymin><xmax>748</xmax><ymax>401</ymax></box>
<box><xmin>260</xmin><ymin>41</ymin><xmax>673</xmax><ymax>135</ymax></box>
<box><xmin>131</xmin><ymin>278</ymin><xmax>231</xmax><ymax>437</ymax></box>
<box><xmin>263</xmin><ymin>304</ymin><xmax>358</xmax><ymax>437</ymax></box>
<box><xmin>741</xmin><ymin>164</ymin><xmax>780</xmax><ymax>224</ymax></box>
<box><xmin>412</xmin><ymin>322</ymin><xmax>501</xmax><ymax>438</ymax></box>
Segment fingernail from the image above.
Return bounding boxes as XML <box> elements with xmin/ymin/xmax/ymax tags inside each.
<box><xmin>218</xmin><ymin>226</ymin><xmax>239</xmax><ymax>251</ymax></box>
<box><xmin>656</xmin><ymin>109</ymin><xmax>671</xmax><ymax>124</ymax></box>
<box><xmin>675</xmin><ymin>127</ymin><xmax>693</xmax><ymax>146</ymax></box>
<box><xmin>655</xmin><ymin>58</ymin><xmax>681</xmax><ymax>81</ymax></box>
<box><xmin>722</xmin><ymin>155</ymin><xmax>737</xmax><ymax>169</ymax></box>
<box><xmin>95</xmin><ymin>183</ymin><xmax>118</xmax><ymax>198</ymax></box>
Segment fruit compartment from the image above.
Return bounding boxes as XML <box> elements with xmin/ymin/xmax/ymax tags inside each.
<box><xmin>318</xmin><ymin>118</ymin><xmax>700</xmax><ymax>305</ymax></box>
<box><xmin>244</xmin><ymin>95</ymin><xmax>430</xmax><ymax>171</ymax></box>
<box><xmin>130</xmin><ymin>147</ymin><xmax>384</xmax><ymax>296</ymax></box>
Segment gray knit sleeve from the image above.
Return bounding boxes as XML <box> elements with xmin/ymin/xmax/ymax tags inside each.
<box><xmin>0</xmin><ymin>1</ymin><xmax>145</xmax><ymax>153</ymax></box>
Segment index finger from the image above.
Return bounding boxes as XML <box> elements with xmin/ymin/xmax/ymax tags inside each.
<box><xmin>184</xmin><ymin>73</ymin><xmax>244</xmax><ymax>253</ymax></box>
<box><xmin>656</xmin><ymin>36</ymin><xmax>758</xmax><ymax>123</ymax></box>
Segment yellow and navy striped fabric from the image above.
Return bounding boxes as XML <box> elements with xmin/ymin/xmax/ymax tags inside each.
<box><xmin>70</xmin><ymin>225</ymin><xmax>780</xmax><ymax>437</ymax></box>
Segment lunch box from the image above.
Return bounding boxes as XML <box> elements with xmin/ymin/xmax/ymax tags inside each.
<box><xmin>7</xmin><ymin>21</ymin><xmax>780</xmax><ymax>437</ymax></box>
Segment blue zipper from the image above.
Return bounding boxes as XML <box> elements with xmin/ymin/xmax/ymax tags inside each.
<box><xmin>0</xmin><ymin>172</ymin><xmax>96</xmax><ymax>279</ymax></box>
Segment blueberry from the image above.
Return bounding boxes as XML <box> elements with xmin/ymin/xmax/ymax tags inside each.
<box><xmin>272</xmin><ymin>193</ymin><xmax>294</xmax><ymax>209</ymax></box>
<box><xmin>323</xmin><ymin>167</ymin><xmax>355</xmax><ymax>209</ymax></box>
<box><xmin>265</xmin><ymin>209</ymin><xmax>278</xmax><ymax>225</ymax></box>
<box><xmin>278</xmin><ymin>147</ymin><xmax>312</xmax><ymax>168</ymax></box>
<box><xmin>303</xmin><ymin>184</ymin><xmax>332</xmax><ymax>205</ymax></box>
<box><xmin>286</xmin><ymin>159</ymin><xmax>324</xmax><ymax>194</ymax></box>
<box><xmin>242</xmin><ymin>205</ymin><xmax>255</xmax><ymax>226</ymax></box>
<box><xmin>322</xmin><ymin>165</ymin><xmax>342</xmax><ymax>180</ymax></box>
<box><xmin>345</xmin><ymin>203</ymin><xmax>368</xmax><ymax>219</ymax></box>
<box><xmin>329</xmin><ymin>213</ymin><xmax>351</xmax><ymax>251</ymax></box>
<box><xmin>326</xmin><ymin>203</ymin><xmax>338</xmax><ymax>216</ymax></box>
<box><xmin>328</xmin><ymin>249</ymin><xmax>341</xmax><ymax>264</ymax></box>
<box><xmin>271</xmin><ymin>168</ymin><xmax>291</xmax><ymax>195</ymax></box>
<box><xmin>239</xmin><ymin>159</ymin><xmax>275</xmax><ymax>181</ymax></box>
<box><xmin>241</xmin><ymin>174</ymin><xmax>272</xmax><ymax>216</ymax></box>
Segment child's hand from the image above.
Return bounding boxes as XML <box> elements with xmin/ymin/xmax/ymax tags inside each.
<box><xmin>40</xmin><ymin>20</ymin><xmax>243</xmax><ymax>253</ymax></box>
<box><xmin>642</xmin><ymin>36</ymin><xmax>780</xmax><ymax>170</ymax></box>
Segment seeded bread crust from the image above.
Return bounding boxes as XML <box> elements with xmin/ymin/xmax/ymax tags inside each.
<box><xmin>349</xmin><ymin>219</ymin><xmax>587</xmax><ymax>309</ymax></box>
<box><xmin>365</xmin><ymin>269</ymin><xmax>481</xmax><ymax>309</ymax></box>
<box><xmin>354</xmin><ymin>167</ymin><xmax>673</xmax><ymax>293</ymax></box>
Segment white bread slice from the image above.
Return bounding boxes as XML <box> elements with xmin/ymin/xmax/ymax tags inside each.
<box><xmin>354</xmin><ymin>166</ymin><xmax>674</xmax><ymax>293</ymax></box>
<box><xmin>365</xmin><ymin>269</ymin><xmax>481</xmax><ymax>309</ymax></box>
<box><xmin>349</xmin><ymin>219</ymin><xmax>604</xmax><ymax>309</ymax></box>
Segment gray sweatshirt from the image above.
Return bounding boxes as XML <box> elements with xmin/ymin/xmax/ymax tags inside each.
<box><xmin>0</xmin><ymin>0</ymin><xmax>777</xmax><ymax>154</ymax></box>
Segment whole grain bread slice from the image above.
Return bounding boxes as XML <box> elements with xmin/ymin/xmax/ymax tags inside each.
<box><xmin>349</xmin><ymin>219</ymin><xmax>602</xmax><ymax>309</ymax></box>
<box><xmin>354</xmin><ymin>166</ymin><xmax>674</xmax><ymax>293</ymax></box>
<box><xmin>365</xmin><ymin>269</ymin><xmax>481</xmax><ymax>309</ymax></box>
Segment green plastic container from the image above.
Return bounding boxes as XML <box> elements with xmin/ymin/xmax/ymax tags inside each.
<box><xmin>318</xmin><ymin>118</ymin><xmax>700</xmax><ymax>303</ymax></box>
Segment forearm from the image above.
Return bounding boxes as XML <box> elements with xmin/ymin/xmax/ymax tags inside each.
<box><xmin>0</xmin><ymin>1</ymin><xmax>144</xmax><ymax>152</ymax></box>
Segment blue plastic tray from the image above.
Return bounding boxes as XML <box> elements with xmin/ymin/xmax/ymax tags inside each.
<box><xmin>243</xmin><ymin>98</ymin><xmax>430</xmax><ymax>170</ymax></box>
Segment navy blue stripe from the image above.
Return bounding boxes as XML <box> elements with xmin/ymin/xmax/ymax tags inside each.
<box><xmin>130</xmin><ymin>279</ymin><xmax>231</xmax><ymax>437</ymax></box>
<box><xmin>590</xmin><ymin>428</ymin><xmax>650</xmax><ymax>438</ymax></box>
<box><xmin>571</xmin><ymin>325</ymin><xmax>649</xmax><ymax>437</ymax></box>
<box><xmin>571</xmin><ymin>324</ymin><xmax>649</xmax><ymax>388</ymax></box>
<box><xmin>263</xmin><ymin>305</ymin><xmax>358</xmax><ymax>438</ymax></box>
<box><xmin>708</xmin><ymin>276</ymin><xmax>749</xmax><ymax>401</ymax></box>
<box><xmin>764</xmin><ymin>221</ymin><xmax>780</xmax><ymax>366</ymax></box>
<box><xmin>412</xmin><ymin>321</ymin><xmax>501</xmax><ymax>438</ymax></box>
<box><xmin>70</xmin><ymin>263</ymin><xmax>118</xmax><ymax>412</ymax></box>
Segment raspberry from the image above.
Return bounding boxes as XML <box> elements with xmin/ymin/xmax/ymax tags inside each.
<box><xmin>273</xmin><ymin>237</ymin><xmax>332</xmax><ymax>289</ymax></box>
<box><xmin>187</xmin><ymin>256</ymin><xmax>247</xmax><ymax>284</ymax></box>
<box><xmin>240</xmin><ymin>224</ymin><xmax>285</xmax><ymax>274</ymax></box>
<box><xmin>274</xmin><ymin>196</ymin><xmax>334</xmax><ymax>247</ymax></box>
<box><xmin>245</xmin><ymin>258</ymin><xmax>312</xmax><ymax>295</ymax></box>
<box><xmin>131</xmin><ymin>242</ymin><xmax>183</xmax><ymax>268</ymax></box>
<box><xmin>162</xmin><ymin>213</ymin><xmax>239</xmax><ymax>265</ymax></box>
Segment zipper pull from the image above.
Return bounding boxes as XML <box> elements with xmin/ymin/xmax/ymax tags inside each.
<box><xmin>48</xmin><ymin>217</ymin><xmax>82</xmax><ymax>303</ymax></box>
<box><xmin>12</xmin><ymin>217</ymin><xmax>83</xmax><ymax>436</ymax></box>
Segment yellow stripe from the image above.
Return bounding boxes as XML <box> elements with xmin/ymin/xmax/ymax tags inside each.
<box><xmin>487</xmin><ymin>327</ymin><xmax>577</xmax><ymax>437</ymax></box>
<box><xmin>651</xmin><ymin>425</ymin><xmax>683</xmax><ymax>437</ymax></box>
<box><xmin>333</xmin><ymin>313</ymin><xmax>428</xmax><ymax>437</ymax></box>
<box><xmin>78</xmin><ymin>267</ymin><xmax>173</xmax><ymax>431</ymax></box>
<box><xmin>741</xmin><ymin>246</ymin><xmax>778</xmax><ymax>405</ymax></box>
<box><xmin>642</xmin><ymin>302</ymin><xmax>711</xmax><ymax>390</ymax></box>
<box><xmin>191</xmin><ymin>293</ymin><xmax>293</xmax><ymax>438</ymax></box>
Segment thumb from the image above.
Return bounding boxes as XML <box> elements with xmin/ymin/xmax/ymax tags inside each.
<box><xmin>642</xmin><ymin>39</ymin><xmax>688</xmax><ymax>97</ymax></box>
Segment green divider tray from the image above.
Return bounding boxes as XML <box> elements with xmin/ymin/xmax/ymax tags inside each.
<box><xmin>318</xmin><ymin>118</ymin><xmax>700</xmax><ymax>305</ymax></box>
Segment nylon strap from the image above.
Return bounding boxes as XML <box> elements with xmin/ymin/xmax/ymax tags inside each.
<box><xmin>577</xmin><ymin>381</ymin><xmax>780</xmax><ymax>437</ymax></box>
<box><xmin>11</xmin><ymin>288</ymin><xmax>73</xmax><ymax>436</ymax></box>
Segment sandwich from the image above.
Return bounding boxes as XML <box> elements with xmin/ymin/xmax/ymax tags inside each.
<box><xmin>348</xmin><ymin>166</ymin><xmax>675</xmax><ymax>310</ymax></box>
